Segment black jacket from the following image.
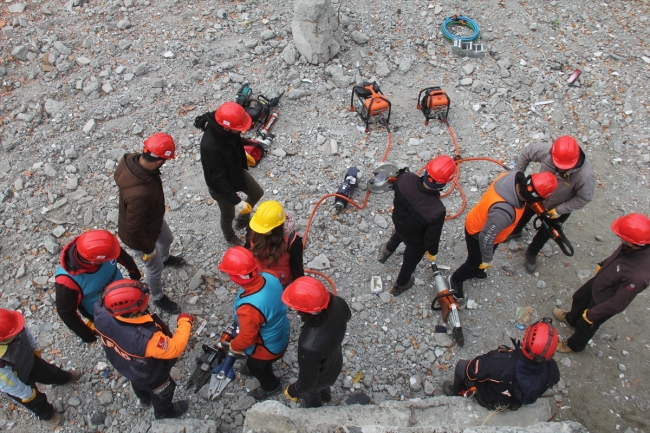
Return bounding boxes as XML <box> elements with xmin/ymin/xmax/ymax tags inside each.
<box><xmin>288</xmin><ymin>295</ymin><xmax>351</xmax><ymax>396</ymax></box>
<box><xmin>466</xmin><ymin>343</ymin><xmax>560</xmax><ymax>410</ymax></box>
<box><xmin>198</xmin><ymin>112</ymin><xmax>249</xmax><ymax>205</ymax></box>
<box><xmin>391</xmin><ymin>172</ymin><xmax>446</xmax><ymax>254</ymax></box>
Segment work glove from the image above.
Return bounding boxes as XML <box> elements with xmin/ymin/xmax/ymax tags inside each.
<box><xmin>479</xmin><ymin>261</ymin><xmax>493</xmax><ymax>270</ymax></box>
<box><xmin>595</xmin><ymin>265</ymin><xmax>601</xmax><ymax>274</ymax></box>
<box><xmin>245</xmin><ymin>153</ymin><xmax>256</xmax><ymax>167</ymax></box>
<box><xmin>426</xmin><ymin>252</ymin><xmax>436</xmax><ymax>261</ymax></box>
<box><xmin>284</xmin><ymin>385</ymin><xmax>298</xmax><ymax>402</ymax></box>
<box><xmin>33</xmin><ymin>349</ymin><xmax>42</xmax><ymax>358</ymax></box>
<box><xmin>546</xmin><ymin>208</ymin><xmax>560</xmax><ymax>219</ymax></box>
<box><xmin>581</xmin><ymin>309</ymin><xmax>594</xmax><ymax>326</ymax></box>
<box><xmin>177</xmin><ymin>313</ymin><xmax>194</xmax><ymax>326</ymax></box>
<box><xmin>235</xmin><ymin>201</ymin><xmax>252</xmax><ymax>215</ymax></box>
<box><xmin>142</xmin><ymin>250</ymin><xmax>157</xmax><ymax>261</ymax></box>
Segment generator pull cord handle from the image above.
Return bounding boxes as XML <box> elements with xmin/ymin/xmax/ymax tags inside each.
<box><xmin>533</xmin><ymin>216</ymin><xmax>575</xmax><ymax>257</ymax></box>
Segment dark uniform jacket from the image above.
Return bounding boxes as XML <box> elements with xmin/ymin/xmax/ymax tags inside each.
<box><xmin>114</xmin><ymin>154</ymin><xmax>165</xmax><ymax>253</ymax></box>
<box><xmin>588</xmin><ymin>244</ymin><xmax>650</xmax><ymax>322</ymax></box>
<box><xmin>288</xmin><ymin>295</ymin><xmax>352</xmax><ymax>396</ymax></box>
<box><xmin>198</xmin><ymin>112</ymin><xmax>249</xmax><ymax>205</ymax></box>
<box><xmin>391</xmin><ymin>172</ymin><xmax>446</xmax><ymax>255</ymax></box>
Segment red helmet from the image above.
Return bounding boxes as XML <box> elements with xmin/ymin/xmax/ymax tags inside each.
<box><xmin>143</xmin><ymin>133</ymin><xmax>176</xmax><ymax>159</ymax></box>
<box><xmin>611</xmin><ymin>213</ymin><xmax>650</xmax><ymax>245</ymax></box>
<box><xmin>76</xmin><ymin>230</ymin><xmax>121</xmax><ymax>264</ymax></box>
<box><xmin>102</xmin><ymin>280</ymin><xmax>150</xmax><ymax>317</ymax></box>
<box><xmin>0</xmin><ymin>309</ymin><xmax>25</xmax><ymax>342</ymax></box>
<box><xmin>218</xmin><ymin>246</ymin><xmax>258</xmax><ymax>285</ymax></box>
<box><xmin>521</xmin><ymin>172</ymin><xmax>557</xmax><ymax>202</ymax></box>
<box><xmin>282</xmin><ymin>276</ymin><xmax>331</xmax><ymax>313</ymax></box>
<box><xmin>424</xmin><ymin>155</ymin><xmax>456</xmax><ymax>186</ymax></box>
<box><xmin>522</xmin><ymin>317</ymin><xmax>558</xmax><ymax>362</ymax></box>
<box><xmin>215</xmin><ymin>102</ymin><xmax>252</xmax><ymax>132</ymax></box>
<box><xmin>551</xmin><ymin>136</ymin><xmax>580</xmax><ymax>170</ymax></box>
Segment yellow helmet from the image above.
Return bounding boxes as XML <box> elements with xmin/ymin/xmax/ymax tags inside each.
<box><xmin>249</xmin><ymin>201</ymin><xmax>286</xmax><ymax>234</ymax></box>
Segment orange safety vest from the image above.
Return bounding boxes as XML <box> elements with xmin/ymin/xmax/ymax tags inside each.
<box><xmin>465</xmin><ymin>173</ymin><xmax>526</xmax><ymax>244</ymax></box>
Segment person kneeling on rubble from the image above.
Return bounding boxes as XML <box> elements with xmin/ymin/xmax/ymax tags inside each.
<box><xmin>282</xmin><ymin>277</ymin><xmax>351</xmax><ymax>407</ymax></box>
<box><xmin>219</xmin><ymin>246</ymin><xmax>290</xmax><ymax>400</ymax></box>
<box><xmin>442</xmin><ymin>318</ymin><xmax>560</xmax><ymax>410</ymax></box>
<box><xmin>246</xmin><ymin>200</ymin><xmax>304</xmax><ymax>287</ymax></box>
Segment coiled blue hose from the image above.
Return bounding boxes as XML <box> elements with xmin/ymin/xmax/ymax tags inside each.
<box><xmin>442</xmin><ymin>15</ymin><xmax>481</xmax><ymax>42</ymax></box>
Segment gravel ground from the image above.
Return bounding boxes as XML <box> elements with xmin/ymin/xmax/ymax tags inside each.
<box><xmin>1</xmin><ymin>0</ymin><xmax>649</xmax><ymax>432</ymax></box>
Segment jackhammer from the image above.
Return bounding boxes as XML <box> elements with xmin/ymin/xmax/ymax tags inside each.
<box><xmin>430</xmin><ymin>262</ymin><xmax>464</xmax><ymax>346</ymax></box>
<box><xmin>334</xmin><ymin>167</ymin><xmax>361</xmax><ymax>212</ymax></box>
<box><xmin>187</xmin><ymin>324</ymin><xmax>237</xmax><ymax>394</ymax></box>
<box><xmin>529</xmin><ymin>202</ymin><xmax>575</xmax><ymax>256</ymax></box>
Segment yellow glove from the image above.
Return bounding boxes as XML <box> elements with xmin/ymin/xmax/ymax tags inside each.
<box><xmin>85</xmin><ymin>319</ymin><xmax>95</xmax><ymax>332</ymax></box>
<box><xmin>425</xmin><ymin>252</ymin><xmax>436</xmax><ymax>261</ymax></box>
<box><xmin>479</xmin><ymin>261</ymin><xmax>493</xmax><ymax>270</ymax></box>
<box><xmin>142</xmin><ymin>250</ymin><xmax>157</xmax><ymax>261</ymax></box>
<box><xmin>547</xmin><ymin>208</ymin><xmax>560</xmax><ymax>219</ymax></box>
<box><xmin>234</xmin><ymin>201</ymin><xmax>252</xmax><ymax>215</ymax></box>
<box><xmin>246</xmin><ymin>153</ymin><xmax>256</xmax><ymax>167</ymax></box>
<box><xmin>33</xmin><ymin>349</ymin><xmax>42</xmax><ymax>358</ymax></box>
<box><xmin>582</xmin><ymin>309</ymin><xmax>594</xmax><ymax>325</ymax></box>
<box><xmin>595</xmin><ymin>265</ymin><xmax>601</xmax><ymax>274</ymax></box>
<box><xmin>284</xmin><ymin>386</ymin><xmax>298</xmax><ymax>402</ymax></box>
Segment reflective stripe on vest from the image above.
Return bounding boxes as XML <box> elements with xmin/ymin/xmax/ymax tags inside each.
<box><xmin>465</xmin><ymin>172</ymin><xmax>525</xmax><ymax>244</ymax></box>
<box><xmin>233</xmin><ymin>272</ymin><xmax>290</xmax><ymax>356</ymax></box>
<box><xmin>56</xmin><ymin>261</ymin><xmax>123</xmax><ymax>313</ymax></box>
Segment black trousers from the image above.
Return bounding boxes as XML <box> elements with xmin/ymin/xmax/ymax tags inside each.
<box><xmin>565</xmin><ymin>278</ymin><xmax>612</xmax><ymax>352</ymax></box>
<box><xmin>9</xmin><ymin>355</ymin><xmax>72</xmax><ymax>420</ymax></box>
<box><xmin>131</xmin><ymin>376</ymin><xmax>176</xmax><ymax>419</ymax></box>
<box><xmin>386</xmin><ymin>231</ymin><xmax>426</xmax><ymax>286</ymax></box>
<box><xmin>451</xmin><ymin>230</ymin><xmax>498</xmax><ymax>284</ymax></box>
<box><xmin>247</xmin><ymin>356</ymin><xmax>281</xmax><ymax>391</ymax></box>
<box><xmin>512</xmin><ymin>207</ymin><xmax>572</xmax><ymax>255</ymax></box>
<box><xmin>208</xmin><ymin>171</ymin><xmax>264</xmax><ymax>239</ymax></box>
<box><xmin>298</xmin><ymin>387</ymin><xmax>331</xmax><ymax>408</ymax></box>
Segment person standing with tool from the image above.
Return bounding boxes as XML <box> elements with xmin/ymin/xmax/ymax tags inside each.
<box><xmin>195</xmin><ymin>102</ymin><xmax>264</xmax><ymax>246</ymax></box>
<box><xmin>553</xmin><ymin>213</ymin><xmax>650</xmax><ymax>353</ymax></box>
<box><xmin>442</xmin><ymin>318</ymin><xmax>560</xmax><ymax>410</ymax></box>
<box><xmin>246</xmin><ymin>200</ymin><xmax>304</xmax><ymax>287</ymax></box>
<box><xmin>511</xmin><ymin>136</ymin><xmax>595</xmax><ymax>273</ymax></box>
<box><xmin>114</xmin><ymin>133</ymin><xmax>186</xmax><ymax>315</ymax></box>
<box><xmin>93</xmin><ymin>280</ymin><xmax>192</xmax><ymax>419</ymax></box>
<box><xmin>55</xmin><ymin>229</ymin><xmax>141</xmax><ymax>344</ymax></box>
<box><xmin>218</xmin><ymin>246</ymin><xmax>289</xmax><ymax>400</ymax></box>
<box><xmin>378</xmin><ymin>156</ymin><xmax>456</xmax><ymax>296</ymax></box>
<box><xmin>282</xmin><ymin>277</ymin><xmax>351</xmax><ymax>407</ymax></box>
<box><xmin>449</xmin><ymin>171</ymin><xmax>557</xmax><ymax>300</ymax></box>
<box><xmin>0</xmin><ymin>308</ymin><xmax>82</xmax><ymax>426</ymax></box>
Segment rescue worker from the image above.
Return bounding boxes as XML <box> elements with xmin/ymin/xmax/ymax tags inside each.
<box><xmin>55</xmin><ymin>229</ymin><xmax>141</xmax><ymax>343</ymax></box>
<box><xmin>0</xmin><ymin>309</ymin><xmax>81</xmax><ymax>426</ymax></box>
<box><xmin>246</xmin><ymin>200</ymin><xmax>304</xmax><ymax>287</ymax></box>
<box><xmin>282</xmin><ymin>277</ymin><xmax>351</xmax><ymax>407</ymax></box>
<box><xmin>553</xmin><ymin>213</ymin><xmax>650</xmax><ymax>353</ymax></box>
<box><xmin>114</xmin><ymin>133</ymin><xmax>186</xmax><ymax>315</ymax></box>
<box><xmin>449</xmin><ymin>171</ymin><xmax>557</xmax><ymax>300</ymax></box>
<box><xmin>93</xmin><ymin>280</ymin><xmax>192</xmax><ymax>419</ymax></box>
<box><xmin>218</xmin><ymin>246</ymin><xmax>289</xmax><ymax>400</ymax></box>
<box><xmin>443</xmin><ymin>318</ymin><xmax>560</xmax><ymax>410</ymax></box>
<box><xmin>512</xmin><ymin>136</ymin><xmax>596</xmax><ymax>272</ymax></box>
<box><xmin>196</xmin><ymin>102</ymin><xmax>264</xmax><ymax>246</ymax></box>
<box><xmin>378</xmin><ymin>156</ymin><xmax>456</xmax><ymax>296</ymax></box>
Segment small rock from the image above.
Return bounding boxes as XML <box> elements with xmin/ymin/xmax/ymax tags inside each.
<box><xmin>462</xmin><ymin>64</ymin><xmax>475</xmax><ymax>75</ymax></box>
<box><xmin>52</xmin><ymin>226</ymin><xmax>66</xmax><ymax>238</ymax></box>
<box><xmin>68</xmin><ymin>397</ymin><xmax>81</xmax><ymax>406</ymax></box>
<box><xmin>44</xmin><ymin>237</ymin><xmax>60</xmax><ymax>255</ymax></box>
<box><xmin>618</xmin><ymin>363</ymin><xmax>627</xmax><ymax>372</ymax></box>
<box><xmin>83</xmin><ymin>119</ymin><xmax>96</xmax><ymax>134</ymax></box>
<box><xmin>11</xmin><ymin>45</ymin><xmax>29</xmax><ymax>61</ymax></box>
<box><xmin>306</xmin><ymin>254</ymin><xmax>330</xmax><ymax>270</ymax></box>
<box><xmin>351</xmin><ymin>31</ymin><xmax>370</xmax><ymax>45</ymax></box>
<box><xmin>117</xmin><ymin>19</ymin><xmax>132</xmax><ymax>30</ymax></box>
<box><xmin>8</xmin><ymin>3</ymin><xmax>26</xmax><ymax>13</ymax></box>
<box><xmin>424</xmin><ymin>380</ymin><xmax>434</xmax><ymax>395</ymax></box>
<box><xmin>271</xmin><ymin>148</ymin><xmax>286</xmax><ymax>157</ymax></box>
<box><xmin>595</xmin><ymin>235</ymin><xmax>603</xmax><ymax>242</ymax></box>
<box><xmin>379</xmin><ymin>291</ymin><xmax>392</xmax><ymax>304</ymax></box>
<box><xmin>189</xmin><ymin>271</ymin><xmax>204</xmax><ymax>291</ymax></box>
<box><xmin>53</xmin><ymin>41</ymin><xmax>72</xmax><ymax>55</ymax></box>
<box><xmin>536</xmin><ymin>280</ymin><xmax>547</xmax><ymax>289</ymax></box>
<box><xmin>351</xmin><ymin>302</ymin><xmax>364</xmax><ymax>312</ymax></box>
<box><xmin>409</xmin><ymin>375</ymin><xmax>421</xmax><ymax>391</ymax></box>
<box><xmin>76</xmin><ymin>57</ymin><xmax>91</xmax><ymax>66</ymax></box>
<box><xmin>560</xmin><ymin>358</ymin><xmax>571</xmax><ymax>367</ymax></box>
<box><xmin>466</xmin><ymin>299</ymin><xmax>478</xmax><ymax>309</ymax></box>
<box><xmin>90</xmin><ymin>411</ymin><xmax>106</xmax><ymax>426</ymax></box>
<box><xmin>97</xmin><ymin>390</ymin><xmax>113</xmax><ymax>405</ymax></box>
<box><xmin>433</xmin><ymin>333</ymin><xmax>453</xmax><ymax>347</ymax></box>
<box><xmin>373</xmin><ymin>215</ymin><xmax>388</xmax><ymax>229</ymax></box>
<box><xmin>459</xmin><ymin>78</ymin><xmax>473</xmax><ymax>86</ymax></box>
<box><xmin>15</xmin><ymin>264</ymin><xmax>26</xmax><ymax>279</ymax></box>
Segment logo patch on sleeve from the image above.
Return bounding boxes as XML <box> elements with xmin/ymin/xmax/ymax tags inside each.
<box><xmin>157</xmin><ymin>336</ymin><xmax>168</xmax><ymax>351</ymax></box>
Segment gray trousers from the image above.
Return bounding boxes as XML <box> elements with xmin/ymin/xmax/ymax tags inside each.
<box><xmin>131</xmin><ymin>219</ymin><xmax>173</xmax><ymax>301</ymax></box>
<box><xmin>208</xmin><ymin>170</ymin><xmax>264</xmax><ymax>239</ymax></box>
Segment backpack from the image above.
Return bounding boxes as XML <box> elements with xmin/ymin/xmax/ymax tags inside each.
<box><xmin>242</xmin><ymin>139</ymin><xmax>266</xmax><ymax>167</ymax></box>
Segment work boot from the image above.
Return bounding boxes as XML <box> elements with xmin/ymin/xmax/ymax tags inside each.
<box><xmin>155</xmin><ymin>400</ymin><xmax>189</xmax><ymax>419</ymax></box>
<box><xmin>67</xmin><ymin>369</ymin><xmax>82</xmax><ymax>383</ymax></box>
<box><xmin>238</xmin><ymin>363</ymin><xmax>252</xmax><ymax>377</ymax></box>
<box><xmin>163</xmin><ymin>255</ymin><xmax>186</xmax><ymax>268</ymax></box>
<box><xmin>225</xmin><ymin>233</ymin><xmax>244</xmax><ymax>247</ymax></box>
<box><xmin>320</xmin><ymin>387</ymin><xmax>332</xmax><ymax>403</ymax></box>
<box><xmin>442</xmin><ymin>380</ymin><xmax>454</xmax><ymax>397</ymax></box>
<box><xmin>378</xmin><ymin>242</ymin><xmax>394</xmax><ymax>264</ymax></box>
<box><xmin>505</xmin><ymin>230</ymin><xmax>523</xmax><ymax>242</ymax></box>
<box><xmin>473</xmin><ymin>270</ymin><xmax>488</xmax><ymax>280</ymax></box>
<box><xmin>154</xmin><ymin>295</ymin><xmax>181</xmax><ymax>315</ymax></box>
<box><xmin>525</xmin><ymin>249</ymin><xmax>538</xmax><ymax>273</ymax></box>
<box><xmin>248</xmin><ymin>382</ymin><xmax>283</xmax><ymax>401</ymax></box>
<box><xmin>138</xmin><ymin>398</ymin><xmax>152</xmax><ymax>409</ymax></box>
<box><xmin>389</xmin><ymin>276</ymin><xmax>414</xmax><ymax>297</ymax></box>
<box><xmin>233</xmin><ymin>215</ymin><xmax>251</xmax><ymax>231</ymax></box>
<box><xmin>556</xmin><ymin>341</ymin><xmax>573</xmax><ymax>353</ymax></box>
<box><xmin>45</xmin><ymin>412</ymin><xmax>64</xmax><ymax>427</ymax></box>
<box><xmin>449</xmin><ymin>276</ymin><xmax>464</xmax><ymax>301</ymax></box>
<box><xmin>553</xmin><ymin>308</ymin><xmax>570</xmax><ymax>325</ymax></box>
